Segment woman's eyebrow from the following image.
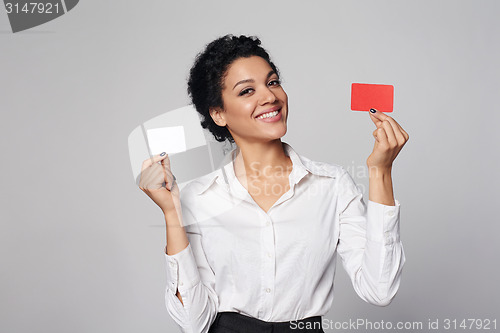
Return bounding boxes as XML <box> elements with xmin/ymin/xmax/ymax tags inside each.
<box><xmin>232</xmin><ymin>70</ymin><xmax>277</xmax><ymax>90</ymax></box>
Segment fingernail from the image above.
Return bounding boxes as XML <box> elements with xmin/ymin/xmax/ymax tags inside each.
<box><xmin>370</xmin><ymin>108</ymin><xmax>377</xmax><ymax>113</ymax></box>
<box><xmin>160</xmin><ymin>152</ymin><xmax>166</xmax><ymax>156</ymax></box>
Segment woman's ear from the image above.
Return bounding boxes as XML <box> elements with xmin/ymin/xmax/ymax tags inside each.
<box><xmin>209</xmin><ymin>107</ymin><xmax>227</xmax><ymax>127</ymax></box>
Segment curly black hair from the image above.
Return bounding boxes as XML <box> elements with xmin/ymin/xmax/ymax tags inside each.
<box><xmin>187</xmin><ymin>34</ymin><xmax>280</xmax><ymax>143</ymax></box>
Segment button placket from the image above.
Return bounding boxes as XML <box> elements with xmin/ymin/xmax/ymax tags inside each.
<box><xmin>261</xmin><ymin>214</ymin><xmax>275</xmax><ymax>318</ymax></box>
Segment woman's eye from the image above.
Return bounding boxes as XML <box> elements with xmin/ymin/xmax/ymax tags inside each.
<box><xmin>239</xmin><ymin>88</ymin><xmax>253</xmax><ymax>96</ymax></box>
<box><xmin>238</xmin><ymin>80</ymin><xmax>280</xmax><ymax>96</ymax></box>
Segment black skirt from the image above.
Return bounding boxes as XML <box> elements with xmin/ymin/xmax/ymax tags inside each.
<box><xmin>208</xmin><ymin>312</ymin><xmax>325</xmax><ymax>333</ymax></box>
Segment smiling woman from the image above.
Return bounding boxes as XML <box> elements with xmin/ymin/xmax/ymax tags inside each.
<box><xmin>187</xmin><ymin>35</ymin><xmax>286</xmax><ymax>144</ymax></box>
<box><xmin>210</xmin><ymin>56</ymin><xmax>288</xmax><ymax>148</ymax></box>
<box><xmin>137</xmin><ymin>34</ymin><xmax>408</xmax><ymax>333</ymax></box>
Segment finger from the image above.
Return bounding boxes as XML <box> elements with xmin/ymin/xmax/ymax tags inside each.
<box><xmin>394</xmin><ymin>121</ymin><xmax>409</xmax><ymax>141</ymax></box>
<box><xmin>161</xmin><ymin>157</ymin><xmax>175</xmax><ymax>190</ymax></box>
<box><xmin>381</xmin><ymin>119</ymin><xmax>398</xmax><ymax>146</ymax></box>
<box><xmin>141</xmin><ymin>152</ymin><xmax>167</xmax><ymax>172</ymax></box>
<box><xmin>392</xmin><ymin>121</ymin><xmax>409</xmax><ymax>143</ymax></box>
<box><xmin>372</xmin><ymin>128</ymin><xmax>380</xmax><ymax>143</ymax></box>
<box><xmin>369</xmin><ymin>109</ymin><xmax>395</xmax><ymax>145</ymax></box>
<box><xmin>371</xmin><ymin>110</ymin><xmax>408</xmax><ymax>144</ymax></box>
<box><xmin>369</xmin><ymin>114</ymin><xmax>383</xmax><ymax>127</ymax></box>
<box><xmin>382</xmin><ymin>116</ymin><xmax>405</xmax><ymax>143</ymax></box>
<box><xmin>384</xmin><ymin>116</ymin><xmax>409</xmax><ymax>142</ymax></box>
<box><xmin>369</xmin><ymin>111</ymin><xmax>383</xmax><ymax>127</ymax></box>
<box><xmin>138</xmin><ymin>163</ymin><xmax>165</xmax><ymax>190</ymax></box>
<box><xmin>160</xmin><ymin>158</ymin><xmax>168</xmax><ymax>188</ymax></box>
<box><xmin>161</xmin><ymin>153</ymin><xmax>171</xmax><ymax>171</ymax></box>
<box><xmin>374</xmin><ymin>127</ymin><xmax>389</xmax><ymax>147</ymax></box>
<box><xmin>369</xmin><ymin>108</ymin><xmax>390</xmax><ymax>122</ymax></box>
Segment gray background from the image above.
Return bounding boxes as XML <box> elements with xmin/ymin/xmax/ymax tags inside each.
<box><xmin>1</xmin><ymin>0</ymin><xmax>499</xmax><ymax>332</ymax></box>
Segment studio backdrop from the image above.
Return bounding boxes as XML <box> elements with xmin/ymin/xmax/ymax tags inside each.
<box><xmin>1</xmin><ymin>1</ymin><xmax>499</xmax><ymax>332</ymax></box>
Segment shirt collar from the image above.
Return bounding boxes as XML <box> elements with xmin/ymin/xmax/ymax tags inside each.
<box><xmin>195</xmin><ymin>141</ymin><xmax>336</xmax><ymax>196</ymax></box>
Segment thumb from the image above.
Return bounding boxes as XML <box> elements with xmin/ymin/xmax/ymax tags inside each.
<box><xmin>141</xmin><ymin>152</ymin><xmax>168</xmax><ymax>171</ymax></box>
<box><xmin>369</xmin><ymin>109</ymin><xmax>383</xmax><ymax>127</ymax></box>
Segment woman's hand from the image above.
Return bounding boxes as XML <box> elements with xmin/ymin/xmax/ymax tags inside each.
<box><xmin>138</xmin><ymin>153</ymin><xmax>181</xmax><ymax>217</ymax></box>
<box><xmin>366</xmin><ymin>109</ymin><xmax>409</xmax><ymax>172</ymax></box>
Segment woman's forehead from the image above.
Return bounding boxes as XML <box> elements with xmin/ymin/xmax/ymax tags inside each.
<box><xmin>224</xmin><ymin>56</ymin><xmax>275</xmax><ymax>83</ymax></box>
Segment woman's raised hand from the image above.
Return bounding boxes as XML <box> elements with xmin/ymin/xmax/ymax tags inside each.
<box><xmin>366</xmin><ymin>109</ymin><xmax>409</xmax><ymax>172</ymax></box>
<box><xmin>138</xmin><ymin>153</ymin><xmax>182</xmax><ymax>218</ymax></box>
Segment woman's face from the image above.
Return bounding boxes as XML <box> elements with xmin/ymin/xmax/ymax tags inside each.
<box><xmin>210</xmin><ymin>56</ymin><xmax>288</xmax><ymax>144</ymax></box>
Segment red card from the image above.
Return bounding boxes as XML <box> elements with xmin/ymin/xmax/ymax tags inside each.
<box><xmin>351</xmin><ymin>83</ymin><xmax>394</xmax><ymax>112</ymax></box>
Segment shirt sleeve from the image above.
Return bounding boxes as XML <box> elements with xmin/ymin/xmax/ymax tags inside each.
<box><xmin>335</xmin><ymin>169</ymin><xmax>406</xmax><ymax>306</ymax></box>
<box><xmin>164</xmin><ymin>202</ymin><xmax>219</xmax><ymax>333</ymax></box>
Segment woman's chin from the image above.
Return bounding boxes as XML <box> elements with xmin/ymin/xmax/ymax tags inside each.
<box><xmin>267</xmin><ymin>126</ymin><xmax>287</xmax><ymax>140</ymax></box>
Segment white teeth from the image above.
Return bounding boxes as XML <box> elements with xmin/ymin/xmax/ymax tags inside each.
<box><xmin>257</xmin><ymin>110</ymin><xmax>279</xmax><ymax>119</ymax></box>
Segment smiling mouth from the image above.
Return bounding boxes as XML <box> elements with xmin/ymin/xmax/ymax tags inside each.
<box><xmin>255</xmin><ymin>108</ymin><xmax>281</xmax><ymax>120</ymax></box>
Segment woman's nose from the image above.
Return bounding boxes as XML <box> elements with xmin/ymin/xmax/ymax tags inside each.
<box><xmin>259</xmin><ymin>87</ymin><xmax>277</xmax><ymax>105</ymax></box>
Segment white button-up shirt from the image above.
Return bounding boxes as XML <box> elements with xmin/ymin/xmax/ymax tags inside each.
<box><xmin>164</xmin><ymin>142</ymin><xmax>405</xmax><ymax>333</ymax></box>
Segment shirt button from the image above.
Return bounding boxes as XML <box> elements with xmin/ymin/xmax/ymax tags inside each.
<box><xmin>266</xmin><ymin>221</ymin><xmax>270</xmax><ymax>226</ymax></box>
<box><xmin>385</xmin><ymin>232</ymin><xmax>393</xmax><ymax>244</ymax></box>
<box><xmin>169</xmin><ymin>262</ymin><xmax>176</xmax><ymax>268</ymax></box>
<box><xmin>265</xmin><ymin>288</ymin><xmax>271</xmax><ymax>293</ymax></box>
<box><xmin>267</xmin><ymin>252</ymin><xmax>272</xmax><ymax>258</ymax></box>
<box><xmin>179</xmin><ymin>281</ymin><xmax>184</xmax><ymax>286</ymax></box>
<box><xmin>387</xmin><ymin>210</ymin><xmax>395</xmax><ymax>217</ymax></box>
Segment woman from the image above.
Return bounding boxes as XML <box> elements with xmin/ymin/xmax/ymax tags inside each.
<box><xmin>139</xmin><ymin>35</ymin><xmax>408</xmax><ymax>333</ymax></box>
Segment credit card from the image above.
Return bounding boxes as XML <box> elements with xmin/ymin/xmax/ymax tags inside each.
<box><xmin>146</xmin><ymin>126</ymin><xmax>187</xmax><ymax>156</ymax></box>
<box><xmin>351</xmin><ymin>83</ymin><xmax>394</xmax><ymax>112</ymax></box>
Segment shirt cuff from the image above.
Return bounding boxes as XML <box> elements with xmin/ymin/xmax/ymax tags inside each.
<box><xmin>164</xmin><ymin>243</ymin><xmax>202</xmax><ymax>294</ymax></box>
<box><xmin>366</xmin><ymin>199</ymin><xmax>401</xmax><ymax>245</ymax></box>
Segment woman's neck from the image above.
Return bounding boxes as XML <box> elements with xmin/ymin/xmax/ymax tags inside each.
<box><xmin>233</xmin><ymin>139</ymin><xmax>292</xmax><ymax>179</ymax></box>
